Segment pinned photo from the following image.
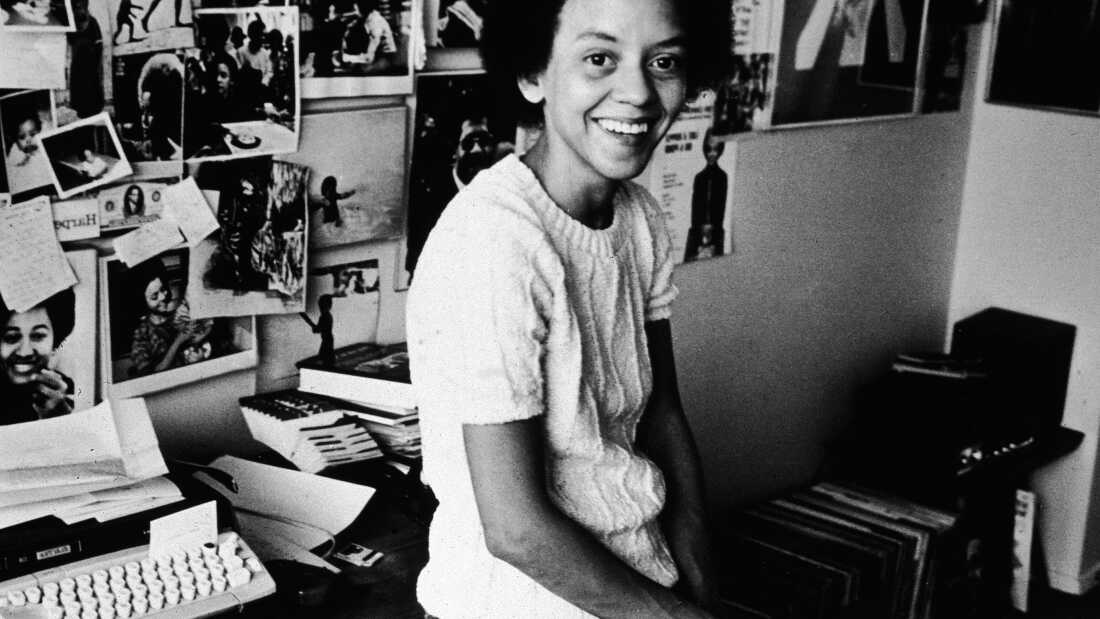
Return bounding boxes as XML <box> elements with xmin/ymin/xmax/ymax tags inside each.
<box><xmin>1</xmin><ymin>0</ymin><xmax>75</xmax><ymax>31</ymax></box>
<box><xmin>185</xmin><ymin>158</ymin><xmax>310</xmax><ymax>318</ymax></box>
<box><xmin>107</xmin><ymin>0</ymin><xmax>193</xmax><ymax>55</ymax></box>
<box><xmin>0</xmin><ymin>89</ymin><xmax>57</xmax><ymax>197</ymax></box>
<box><xmin>299</xmin><ymin>0</ymin><xmax>413</xmax><ymax>97</ymax></box>
<box><xmin>112</xmin><ymin>51</ymin><xmax>186</xmax><ymax>164</ymax></box>
<box><xmin>37</xmin><ymin>111</ymin><xmax>133</xmax><ymax>199</ymax></box>
<box><xmin>100</xmin><ymin>248</ymin><xmax>256</xmax><ymax>398</ymax></box>
<box><xmin>184</xmin><ymin>7</ymin><xmax>300</xmax><ymax>161</ymax></box>
<box><xmin>423</xmin><ymin>0</ymin><xmax>483</xmax><ymax>49</ymax></box>
<box><xmin>98</xmin><ymin>179</ymin><xmax>170</xmax><ymax>232</ymax></box>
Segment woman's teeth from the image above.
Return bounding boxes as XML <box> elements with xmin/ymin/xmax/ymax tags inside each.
<box><xmin>597</xmin><ymin>119</ymin><xmax>649</xmax><ymax>135</ymax></box>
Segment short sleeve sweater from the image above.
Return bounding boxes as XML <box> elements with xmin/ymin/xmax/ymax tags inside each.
<box><xmin>406</xmin><ymin>154</ymin><xmax>680</xmax><ymax>618</ymax></box>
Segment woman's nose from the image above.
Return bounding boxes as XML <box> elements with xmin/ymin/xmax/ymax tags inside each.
<box><xmin>612</xmin><ymin>62</ymin><xmax>656</xmax><ymax>107</ymax></box>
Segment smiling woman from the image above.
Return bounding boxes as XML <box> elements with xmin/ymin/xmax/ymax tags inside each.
<box><xmin>0</xmin><ymin>287</ymin><xmax>76</xmax><ymax>426</ymax></box>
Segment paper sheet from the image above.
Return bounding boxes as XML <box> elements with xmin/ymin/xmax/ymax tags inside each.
<box><xmin>0</xmin><ymin>398</ymin><xmax>168</xmax><ymax>496</ymax></box>
<box><xmin>0</xmin><ymin>31</ymin><xmax>67</xmax><ymax>89</ymax></box>
<box><xmin>149</xmin><ymin>500</ymin><xmax>218</xmax><ymax>557</ymax></box>
<box><xmin>0</xmin><ymin>196</ymin><xmax>77</xmax><ymax>312</ymax></box>
<box><xmin>199</xmin><ymin>456</ymin><xmax>374</xmax><ymax>535</ymax></box>
<box><xmin>234</xmin><ymin>510</ymin><xmax>340</xmax><ymax>573</ymax></box>
<box><xmin>163</xmin><ymin>178</ymin><xmax>220</xmax><ymax>246</ymax></box>
<box><xmin>111</xmin><ymin>217</ymin><xmax>185</xmax><ymax>267</ymax></box>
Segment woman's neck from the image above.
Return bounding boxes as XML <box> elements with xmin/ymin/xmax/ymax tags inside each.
<box><xmin>522</xmin><ymin>135</ymin><xmax>618</xmax><ymax>230</ymax></box>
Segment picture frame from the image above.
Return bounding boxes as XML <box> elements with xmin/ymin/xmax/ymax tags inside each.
<box><xmin>37</xmin><ymin>111</ymin><xmax>133</xmax><ymax>199</ymax></box>
<box><xmin>986</xmin><ymin>0</ymin><xmax>1100</xmax><ymax>116</ymax></box>
<box><xmin>99</xmin><ymin>248</ymin><xmax>257</xmax><ymax>398</ymax></box>
<box><xmin>769</xmin><ymin>0</ymin><xmax>929</xmax><ymax>129</ymax></box>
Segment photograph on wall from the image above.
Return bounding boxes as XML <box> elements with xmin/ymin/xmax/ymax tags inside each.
<box><xmin>0</xmin><ymin>89</ymin><xmax>57</xmax><ymax>197</ymax></box>
<box><xmin>100</xmin><ymin>248</ymin><xmax>256</xmax><ymax>398</ymax></box>
<box><xmin>38</xmin><ymin>111</ymin><xmax>134</xmax><ymax>199</ymax></box>
<box><xmin>98</xmin><ymin>178</ymin><xmax>171</xmax><ymax>231</ymax></box>
<box><xmin>51</xmin><ymin>0</ymin><xmax>109</xmax><ymax>127</ymax></box>
<box><xmin>987</xmin><ymin>0</ymin><xmax>1100</xmax><ymax>116</ymax></box>
<box><xmin>404</xmin><ymin>71</ymin><xmax>516</xmax><ymax>282</ymax></box>
<box><xmin>112</xmin><ymin>51</ymin><xmax>187</xmax><ymax>165</ymax></box>
<box><xmin>1</xmin><ymin>0</ymin><xmax>75</xmax><ymax>31</ymax></box>
<box><xmin>255</xmin><ymin>242</ymin><xmax>386</xmax><ymax>392</ymax></box>
<box><xmin>107</xmin><ymin>0</ymin><xmax>193</xmax><ymax>55</ymax></box>
<box><xmin>644</xmin><ymin>92</ymin><xmax>737</xmax><ymax>264</ymax></box>
<box><xmin>770</xmin><ymin>0</ymin><xmax>926</xmax><ymax>127</ymax></box>
<box><xmin>275</xmin><ymin>107</ymin><xmax>406</xmax><ymax>249</ymax></box>
<box><xmin>184</xmin><ymin>7</ymin><xmax>300</xmax><ymax>161</ymax></box>
<box><xmin>0</xmin><ymin>248</ymin><xmax>97</xmax><ymax>426</ymax></box>
<box><xmin>185</xmin><ymin>158</ymin><xmax>309</xmax><ymax>318</ymax></box>
<box><xmin>422</xmin><ymin>0</ymin><xmax>482</xmax><ymax>48</ymax></box>
<box><xmin>298</xmin><ymin>0</ymin><xmax>414</xmax><ymax>98</ymax></box>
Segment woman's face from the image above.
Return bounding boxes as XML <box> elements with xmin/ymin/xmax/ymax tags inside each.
<box><xmin>1</xmin><ymin>307</ymin><xmax>54</xmax><ymax>385</ymax></box>
<box><xmin>144</xmin><ymin>277</ymin><xmax>179</xmax><ymax>315</ymax></box>
<box><xmin>215</xmin><ymin>62</ymin><xmax>233</xmax><ymax>97</ymax></box>
<box><xmin>522</xmin><ymin>0</ymin><xmax>688</xmax><ymax>183</ymax></box>
<box><xmin>16</xmin><ymin>119</ymin><xmax>39</xmax><ymax>154</ymax></box>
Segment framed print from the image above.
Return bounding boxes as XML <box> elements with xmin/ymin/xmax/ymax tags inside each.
<box><xmin>37</xmin><ymin>112</ymin><xmax>133</xmax><ymax>199</ymax></box>
<box><xmin>0</xmin><ymin>249</ymin><xmax>97</xmax><ymax>426</ymax></box>
<box><xmin>299</xmin><ymin>0</ymin><xmax>415</xmax><ymax>97</ymax></box>
<box><xmin>987</xmin><ymin>0</ymin><xmax>1100</xmax><ymax>116</ymax></box>
<box><xmin>275</xmin><ymin>107</ymin><xmax>407</xmax><ymax>249</ymax></box>
<box><xmin>185</xmin><ymin>7</ymin><xmax>300</xmax><ymax>161</ymax></box>
<box><xmin>770</xmin><ymin>0</ymin><xmax>929</xmax><ymax>128</ymax></box>
<box><xmin>99</xmin><ymin>248</ymin><xmax>257</xmax><ymax>398</ymax></box>
<box><xmin>0</xmin><ymin>89</ymin><xmax>58</xmax><ymax>197</ymax></box>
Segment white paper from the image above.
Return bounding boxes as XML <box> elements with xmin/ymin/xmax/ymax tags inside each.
<box><xmin>163</xmin><ymin>177</ymin><xmax>220</xmax><ymax>246</ymax></box>
<box><xmin>200</xmin><ymin>455</ymin><xmax>374</xmax><ymax>535</ymax></box>
<box><xmin>61</xmin><ymin>495</ymin><xmax>186</xmax><ymax>525</ymax></box>
<box><xmin>0</xmin><ymin>31</ymin><xmax>67</xmax><ymax>89</ymax></box>
<box><xmin>235</xmin><ymin>511</ymin><xmax>340</xmax><ymax>573</ymax></box>
<box><xmin>112</xmin><ymin>218</ymin><xmax>185</xmax><ymax>267</ymax></box>
<box><xmin>52</xmin><ymin>198</ymin><xmax>101</xmax><ymax>241</ymax></box>
<box><xmin>0</xmin><ymin>398</ymin><xmax>168</xmax><ymax>495</ymax></box>
<box><xmin>149</xmin><ymin>500</ymin><xmax>218</xmax><ymax>557</ymax></box>
<box><xmin>0</xmin><ymin>493</ymin><xmax>95</xmax><ymax>530</ymax></box>
<box><xmin>0</xmin><ymin>196</ymin><xmax>76</xmax><ymax>311</ymax></box>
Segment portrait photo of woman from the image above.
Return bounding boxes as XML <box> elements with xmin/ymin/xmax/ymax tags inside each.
<box><xmin>121</xmin><ymin>183</ymin><xmax>145</xmax><ymax>217</ymax></box>
<box><xmin>0</xmin><ymin>288</ymin><xmax>77</xmax><ymax>426</ymax></box>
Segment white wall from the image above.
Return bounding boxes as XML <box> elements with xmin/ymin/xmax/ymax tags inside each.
<box><xmin>947</xmin><ymin>17</ymin><xmax>1100</xmax><ymax>594</ymax></box>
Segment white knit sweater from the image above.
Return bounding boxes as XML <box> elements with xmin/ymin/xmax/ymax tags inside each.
<box><xmin>406</xmin><ymin>155</ymin><xmax>680</xmax><ymax>618</ymax></box>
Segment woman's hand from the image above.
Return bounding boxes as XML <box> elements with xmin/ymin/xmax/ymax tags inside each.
<box><xmin>31</xmin><ymin>368</ymin><xmax>72</xmax><ymax>418</ymax></box>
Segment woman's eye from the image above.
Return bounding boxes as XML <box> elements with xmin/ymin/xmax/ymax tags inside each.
<box><xmin>2</xmin><ymin>333</ymin><xmax>19</xmax><ymax>346</ymax></box>
<box><xmin>650</xmin><ymin>55</ymin><xmax>683</xmax><ymax>72</ymax></box>
<box><xmin>586</xmin><ymin>53</ymin><xmax>609</xmax><ymax>67</ymax></box>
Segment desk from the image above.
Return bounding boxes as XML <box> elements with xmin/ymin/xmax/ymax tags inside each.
<box><xmin>233</xmin><ymin>455</ymin><xmax>434</xmax><ymax>618</ymax></box>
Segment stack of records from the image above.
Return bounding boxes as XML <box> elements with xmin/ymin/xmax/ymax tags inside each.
<box><xmin>239</xmin><ymin>390</ymin><xmax>384</xmax><ymax>473</ymax></box>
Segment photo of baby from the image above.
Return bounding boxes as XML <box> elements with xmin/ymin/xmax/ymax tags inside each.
<box><xmin>37</xmin><ymin>111</ymin><xmax>133</xmax><ymax>198</ymax></box>
<box><xmin>0</xmin><ymin>90</ymin><xmax>57</xmax><ymax>197</ymax></box>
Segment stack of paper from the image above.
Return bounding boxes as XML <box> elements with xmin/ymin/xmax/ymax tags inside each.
<box><xmin>0</xmin><ymin>398</ymin><xmax>173</xmax><ymax>529</ymax></box>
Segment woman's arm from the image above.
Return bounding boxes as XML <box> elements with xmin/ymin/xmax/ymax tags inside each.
<box><xmin>464</xmin><ymin>419</ymin><xmax>714</xmax><ymax>619</ymax></box>
<box><xmin>636</xmin><ymin>319</ymin><xmax>717</xmax><ymax>610</ymax></box>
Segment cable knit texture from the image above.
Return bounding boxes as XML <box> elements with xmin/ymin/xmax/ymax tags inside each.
<box><xmin>406</xmin><ymin>154</ymin><xmax>680</xmax><ymax>618</ymax></box>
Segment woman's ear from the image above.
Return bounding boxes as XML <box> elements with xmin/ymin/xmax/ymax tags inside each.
<box><xmin>516</xmin><ymin>73</ymin><xmax>545</xmax><ymax>105</ymax></box>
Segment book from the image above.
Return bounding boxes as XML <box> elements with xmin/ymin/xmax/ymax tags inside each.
<box><xmin>239</xmin><ymin>390</ymin><xmax>385</xmax><ymax>473</ymax></box>
<box><xmin>296</xmin><ymin>342</ymin><xmax>415</xmax><ymax>411</ymax></box>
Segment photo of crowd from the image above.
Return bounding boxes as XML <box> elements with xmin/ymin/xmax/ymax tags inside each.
<box><xmin>185</xmin><ymin>7</ymin><xmax>299</xmax><ymax>161</ymax></box>
<box><xmin>298</xmin><ymin>0</ymin><xmax>411</xmax><ymax>97</ymax></box>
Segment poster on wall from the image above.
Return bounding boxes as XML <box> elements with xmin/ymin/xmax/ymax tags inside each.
<box><xmin>987</xmin><ymin>0</ymin><xmax>1100</xmax><ymax>116</ymax></box>
<box><xmin>404</xmin><ymin>71</ymin><xmax>516</xmax><ymax>283</ymax></box>
<box><xmin>99</xmin><ymin>248</ymin><xmax>256</xmax><ymax>399</ymax></box>
<box><xmin>275</xmin><ymin>107</ymin><xmax>407</xmax><ymax>249</ymax></box>
<box><xmin>645</xmin><ymin>92</ymin><xmax>737</xmax><ymax>264</ymax></box>
<box><xmin>299</xmin><ymin>0</ymin><xmax>415</xmax><ymax>97</ymax></box>
<box><xmin>770</xmin><ymin>0</ymin><xmax>928</xmax><ymax>127</ymax></box>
